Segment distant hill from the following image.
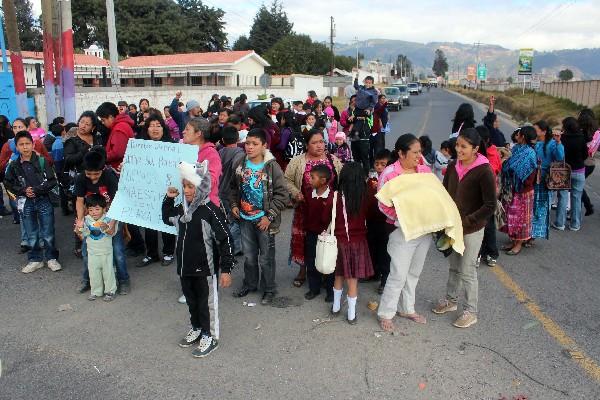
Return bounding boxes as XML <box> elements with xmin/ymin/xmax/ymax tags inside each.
<box><xmin>336</xmin><ymin>39</ymin><xmax>600</xmax><ymax>80</ymax></box>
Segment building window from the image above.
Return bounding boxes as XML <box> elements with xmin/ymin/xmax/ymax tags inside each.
<box><xmin>191</xmin><ymin>76</ymin><xmax>203</xmax><ymax>86</ymax></box>
<box><xmin>152</xmin><ymin>77</ymin><xmax>163</xmax><ymax>86</ymax></box>
<box><xmin>82</xmin><ymin>78</ymin><xmax>94</xmax><ymax>87</ymax></box>
<box><xmin>134</xmin><ymin>78</ymin><xmax>145</xmax><ymax>87</ymax></box>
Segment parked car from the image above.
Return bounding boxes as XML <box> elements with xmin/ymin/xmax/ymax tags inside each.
<box><xmin>407</xmin><ymin>83</ymin><xmax>419</xmax><ymax>95</ymax></box>
<box><xmin>428</xmin><ymin>78</ymin><xmax>438</xmax><ymax>87</ymax></box>
<box><xmin>397</xmin><ymin>85</ymin><xmax>410</xmax><ymax>106</ymax></box>
<box><xmin>383</xmin><ymin>87</ymin><xmax>402</xmax><ymax>111</ymax></box>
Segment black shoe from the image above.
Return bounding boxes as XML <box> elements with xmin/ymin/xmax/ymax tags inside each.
<box><xmin>324</xmin><ymin>293</ymin><xmax>333</xmax><ymax>303</ymax></box>
<box><xmin>585</xmin><ymin>207</ymin><xmax>594</xmax><ymax>216</ymax></box>
<box><xmin>78</xmin><ymin>281</ymin><xmax>91</xmax><ymax>294</ymax></box>
<box><xmin>347</xmin><ymin>315</ymin><xmax>358</xmax><ymax>325</ymax></box>
<box><xmin>330</xmin><ymin>306</ymin><xmax>341</xmax><ymax>317</ymax></box>
<box><xmin>161</xmin><ymin>255</ymin><xmax>174</xmax><ymax>266</ymax></box>
<box><xmin>117</xmin><ymin>281</ymin><xmax>130</xmax><ymax>295</ymax></box>
<box><xmin>261</xmin><ymin>292</ymin><xmax>275</xmax><ymax>305</ymax></box>
<box><xmin>233</xmin><ymin>287</ymin><xmax>256</xmax><ymax>298</ymax></box>
<box><xmin>377</xmin><ymin>284</ymin><xmax>385</xmax><ymax>295</ymax></box>
<box><xmin>19</xmin><ymin>245</ymin><xmax>30</xmax><ymax>254</ymax></box>
<box><xmin>136</xmin><ymin>256</ymin><xmax>156</xmax><ymax>268</ymax></box>
<box><xmin>125</xmin><ymin>247</ymin><xmax>144</xmax><ymax>257</ymax></box>
<box><xmin>304</xmin><ymin>290</ymin><xmax>320</xmax><ymax>300</ymax></box>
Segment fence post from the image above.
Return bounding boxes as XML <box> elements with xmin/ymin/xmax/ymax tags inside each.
<box><xmin>150</xmin><ymin>69</ymin><xmax>155</xmax><ymax>87</ymax></box>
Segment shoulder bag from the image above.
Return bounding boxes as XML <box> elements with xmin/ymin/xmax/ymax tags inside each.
<box><xmin>315</xmin><ymin>191</ymin><xmax>338</xmax><ymax>275</ymax></box>
<box><xmin>546</xmin><ymin>161</ymin><xmax>571</xmax><ymax>190</ymax></box>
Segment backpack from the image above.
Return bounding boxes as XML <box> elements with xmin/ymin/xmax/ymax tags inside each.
<box><xmin>284</xmin><ymin>131</ymin><xmax>305</xmax><ymax>161</ymax></box>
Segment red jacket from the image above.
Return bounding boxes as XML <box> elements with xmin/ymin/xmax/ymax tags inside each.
<box><xmin>486</xmin><ymin>145</ymin><xmax>502</xmax><ymax>176</ymax></box>
<box><xmin>106</xmin><ymin>113</ymin><xmax>134</xmax><ymax>169</ymax></box>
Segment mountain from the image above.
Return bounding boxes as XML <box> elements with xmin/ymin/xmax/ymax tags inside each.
<box><xmin>335</xmin><ymin>39</ymin><xmax>600</xmax><ymax>80</ymax></box>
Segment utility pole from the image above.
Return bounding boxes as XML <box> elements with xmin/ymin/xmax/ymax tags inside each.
<box><xmin>329</xmin><ymin>16</ymin><xmax>335</xmax><ymax>96</ymax></box>
<box><xmin>59</xmin><ymin>0</ymin><xmax>75</xmax><ymax>122</ymax></box>
<box><xmin>106</xmin><ymin>0</ymin><xmax>119</xmax><ymax>86</ymax></box>
<box><xmin>354</xmin><ymin>36</ymin><xmax>359</xmax><ymax>72</ymax></box>
<box><xmin>2</xmin><ymin>0</ymin><xmax>28</xmax><ymax>117</ymax></box>
<box><xmin>41</xmin><ymin>0</ymin><xmax>58</xmax><ymax>122</ymax></box>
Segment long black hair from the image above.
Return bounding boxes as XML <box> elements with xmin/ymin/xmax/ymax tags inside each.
<box><xmin>452</xmin><ymin>103</ymin><xmax>475</xmax><ymax>133</ymax></box>
<box><xmin>577</xmin><ymin>108</ymin><xmax>598</xmax><ymax>142</ymax></box>
<box><xmin>562</xmin><ymin>117</ymin><xmax>579</xmax><ymax>136</ymax></box>
<box><xmin>338</xmin><ymin>162</ymin><xmax>366</xmax><ymax>217</ymax></box>
<box><xmin>142</xmin><ymin>114</ymin><xmax>172</xmax><ymax>142</ymax></box>
<box><xmin>459</xmin><ymin>127</ymin><xmax>487</xmax><ymax>156</ymax></box>
<box><xmin>519</xmin><ymin>126</ymin><xmax>536</xmax><ymax>147</ymax></box>
<box><xmin>474</xmin><ymin>126</ymin><xmax>489</xmax><ymax>157</ymax></box>
<box><xmin>389</xmin><ymin>133</ymin><xmax>420</xmax><ymax>164</ymax></box>
<box><xmin>534</xmin><ymin>120</ymin><xmax>552</xmax><ymax>155</ymax></box>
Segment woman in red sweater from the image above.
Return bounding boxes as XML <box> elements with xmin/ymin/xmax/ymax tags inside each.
<box><xmin>433</xmin><ymin>128</ymin><xmax>496</xmax><ymax>329</ymax></box>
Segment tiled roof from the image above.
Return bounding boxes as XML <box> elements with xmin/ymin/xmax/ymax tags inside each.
<box><xmin>118</xmin><ymin>50</ymin><xmax>265</xmax><ymax>68</ymax></box>
<box><xmin>8</xmin><ymin>50</ymin><xmax>109</xmax><ymax>66</ymax></box>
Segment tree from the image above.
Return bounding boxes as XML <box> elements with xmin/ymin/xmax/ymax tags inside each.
<box><xmin>233</xmin><ymin>35</ymin><xmax>251</xmax><ymax>51</ymax></box>
<box><xmin>507</xmin><ymin>76</ymin><xmax>514</xmax><ymax>84</ymax></box>
<box><xmin>263</xmin><ymin>34</ymin><xmax>331</xmax><ymax>75</ymax></box>
<box><xmin>1</xmin><ymin>0</ymin><xmax>42</xmax><ymax>51</ymax></box>
<box><xmin>71</xmin><ymin>0</ymin><xmax>227</xmax><ymax>56</ymax></box>
<box><xmin>395</xmin><ymin>54</ymin><xmax>412</xmax><ymax>78</ymax></box>
<box><xmin>247</xmin><ymin>0</ymin><xmax>293</xmax><ymax>56</ymax></box>
<box><xmin>558</xmin><ymin>69</ymin><xmax>573</xmax><ymax>81</ymax></box>
<box><xmin>334</xmin><ymin>55</ymin><xmax>357</xmax><ymax>72</ymax></box>
<box><xmin>432</xmin><ymin>49</ymin><xmax>449</xmax><ymax>77</ymax></box>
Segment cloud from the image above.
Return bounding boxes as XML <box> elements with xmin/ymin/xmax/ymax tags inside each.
<box><xmin>225</xmin><ymin>0</ymin><xmax>600</xmax><ymax>51</ymax></box>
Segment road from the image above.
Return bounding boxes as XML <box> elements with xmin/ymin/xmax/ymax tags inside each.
<box><xmin>1</xmin><ymin>88</ymin><xmax>599</xmax><ymax>400</ymax></box>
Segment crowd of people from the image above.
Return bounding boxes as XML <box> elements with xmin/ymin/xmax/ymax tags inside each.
<box><xmin>0</xmin><ymin>78</ymin><xmax>598</xmax><ymax>358</ymax></box>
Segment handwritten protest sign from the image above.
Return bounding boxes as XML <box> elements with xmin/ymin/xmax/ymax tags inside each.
<box><xmin>107</xmin><ymin>139</ymin><xmax>199</xmax><ymax>234</ymax></box>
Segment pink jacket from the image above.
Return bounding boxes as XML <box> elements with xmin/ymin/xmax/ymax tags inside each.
<box><xmin>326</xmin><ymin>119</ymin><xmax>339</xmax><ymax>143</ymax></box>
<box><xmin>197</xmin><ymin>142</ymin><xmax>222</xmax><ymax>207</ymax></box>
<box><xmin>377</xmin><ymin>161</ymin><xmax>431</xmax><ymax>224</ymax></box>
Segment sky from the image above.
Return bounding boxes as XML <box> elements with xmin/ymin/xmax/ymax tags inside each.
<box><xmin>31</xmin><ymin>0</ymin><xmax>600</xmax><ymax>51</ymax></box>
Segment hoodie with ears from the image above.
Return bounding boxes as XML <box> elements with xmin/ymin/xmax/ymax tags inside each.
<box><xmin>162</xmin><ymin>160</ymin><xmax>234</xmax><ymax>277</ymax></box>
<box><xmin>229</xmin><ymin>149</ymin><xmax>289</xmax><ymax>234</ymax></box>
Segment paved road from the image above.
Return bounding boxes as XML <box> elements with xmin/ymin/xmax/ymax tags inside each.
<box><xmin>1</xmin><ymin>88</ymin><xmax>599</xmax><ymax>399</ymax></box>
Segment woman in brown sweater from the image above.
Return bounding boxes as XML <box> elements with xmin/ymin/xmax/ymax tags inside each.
<box><xmin>433</xmin><ymin>128</ymin><xmax>496</xmax><ymax>328</ymax></box>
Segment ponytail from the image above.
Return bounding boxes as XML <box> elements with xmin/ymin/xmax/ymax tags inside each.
<box><xmin>535</xmin><ymin>120</ymin><xmax>552</xmax><ymax>156</ymax></box>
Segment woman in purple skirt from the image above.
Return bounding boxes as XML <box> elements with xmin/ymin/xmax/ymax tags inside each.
<box><xmin>331</xmin><ymin>162</ymin><xmax>374</xmax><ymax>324</ymax></box>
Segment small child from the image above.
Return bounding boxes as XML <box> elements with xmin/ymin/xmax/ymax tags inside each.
<box><xmin>79</xmin><ymin>194</ymin><xmax>117</xmax><ymax>302</ymax></box>
<box><xmin>162</xmin><ymin>160</ymin><xmax>234</xmax><ymax>358</ymax></box>
<box><xmin>229</xmin><ymin>128</ymin><xmax>288</xmax><ymax>305</ymax></box>
<box><xmin>366</xmin><ymin>149</ymin><xmax>392</xmax><ymax>294</ymax></box>
<box><xmin>219</xmin><ymin>126</ymin><xmax>245</xmax><ymax>255</ymax></box>
<box><xmin>301</xmin><ymin>113</ymin><xmax>317</xmax><ymax>137</ymax></box>
<box><xmin>331</xmin><ymin>162</ymin><xmax>374</xmax><ymax>324</ymax></box>
<box><xmin>324</xmin><ymin>106</ymin><xmax>339</xmax><ymax>144</ymax></box>
<box><xmin>419</xmin><ymin>135</ymin><xmax>435</xmax><ymax>167</ymax></box>
<box><xmin>328</xmin><ymin>132</ymin><xmax>352</xmax><ymax>163</ymax></box>
<box><xmin>433</xmin><ymin>140</ymin><xmax>451</xmax><ymax>180</ymax></box>
<box><xmin>303</xmin><ymin>164</ymin><xmax>335</xmax><ymax>301</ymax></box>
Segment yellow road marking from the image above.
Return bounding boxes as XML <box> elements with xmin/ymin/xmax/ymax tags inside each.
<box><xmin>491</xmin><ymin>264</ymin><xmax>600</xmax><ymax>382</ymax></box>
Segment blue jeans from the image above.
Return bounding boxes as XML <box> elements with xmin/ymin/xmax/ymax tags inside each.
<box><xmin>21</xmin><ymin>197</ymin><xmax>58</xmax><ymax>262</ymax></box>
<box><xmin>240</xmin><ymin>219</ymin><xmax>276</xmax><ymax>293</ymax></box>
<box><xmin>82</xmin><ymin>223</ymin><xmax>129</xmax><ymax>283</ymax></box>
<box><xmin>555</xmin><ymin>171</ymin><xmax>585</xmax><ymax>229</ymax></box>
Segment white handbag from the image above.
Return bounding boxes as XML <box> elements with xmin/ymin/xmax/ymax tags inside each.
<box><xmin>315</xmin><ymin>191</ymin><xmax>338</xmax><ymax>275</ymax></box>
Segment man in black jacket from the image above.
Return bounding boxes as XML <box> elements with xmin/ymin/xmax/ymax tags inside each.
<box><xmin>4</xmin><ymin>131</ymin><xmax>62</xmax><ymax>274</ymax></box>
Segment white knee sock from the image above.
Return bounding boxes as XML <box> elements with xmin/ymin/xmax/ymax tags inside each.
<box><xmin>347</xmin><ymin>296</ymin><xmax>357</xmax><ymax>320</ymax></box>
<box><xmin>332</xmin><ymin>288</ymin><xmax>343</xmax><ymax>312</ymax></box>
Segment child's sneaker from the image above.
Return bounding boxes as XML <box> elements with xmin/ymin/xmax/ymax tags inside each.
<box><xmin>88</xmin><ymin>294</ymin><xmax>99</xmax><ymax>301</ymax></box>
<box><xmin>179</xmin><ymin>329</ymin><xmax>202</xmax><ymax>348</ymax></box>
<box><xmin>432</xmin><ymin>299</ymin><xmax>458</xmax><ymax>314</ymax></box>
<box><xmin>22</xmin><ymin>261</ymin><xmax>44</xmax><ymax>274</ymax></box>
<box><xmin>103</xmin><ymin>293</ymin><xmax>116</xmax><ymax>302</ymax></box>
<box><xmin>192</xmin><ymin>335</ymin><xmax>219</xmax><ymax>358</ymax></box>
<box><xmin>46</xmin><ymin>259</ymin><xmax>62</xmax><ymax>272</ymax></box>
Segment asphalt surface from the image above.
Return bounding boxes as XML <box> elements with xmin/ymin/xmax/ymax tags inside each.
<box><xmin>1</xmin><ymin>88</ymin><xmax>599</xmax><ymax>400</ymax></box>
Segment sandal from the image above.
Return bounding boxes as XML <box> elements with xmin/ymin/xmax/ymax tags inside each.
<box><xmin>523</xmin><ymin>239</ymin><xmax>535</xmax><ymax>248</ymax></box>
<box><xmin>379</xmin><ymin>318</ymin><xmax>395</xmax><ymax>332</ymax></box>
<box><xmin>292</xmin><ymin>275</ymin><xmax>305</xmax><ymax>288</ymax></box>
<box><xmin>501</xmin><ymin>243</ymin><xmax>514</xmax><ymax>251</ymax></box>
<box><xmin>505</xmin><ymin>248</ymin><xmax>522</xmax><ymax>256</ymax></box>
<box><xmin>397</xmin><ymin>312</ymin><xmax>427</xmax><ymax>324</ymax></box>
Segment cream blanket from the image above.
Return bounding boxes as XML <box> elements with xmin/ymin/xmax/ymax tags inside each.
<box><xmin>376</xmin><ymin>172</ymin><xmax>465</xmax><ymax>255</ymax></box>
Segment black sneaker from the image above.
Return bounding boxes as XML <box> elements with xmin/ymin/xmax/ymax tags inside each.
<box><xmin>161</xmin><ymin>255</ymin><xmax>174</xmax><ymax>266</ymax></box>
<box><xmin>324</xmin><ymin>293</ymin><xmax>334</xmax><ymax>303</ymax></box>
<box><xmin>78</xmin><ymin>281</ymin><xmax>91</xmax><ymax>294</ymax></box>
<box><xmin>19</xmin><ymin>245</ymin><xmax>29</xmax><ymax>254</ymax></box>
<box><xmin>304</xmin><ymin>290</ymin><xmax>320</xmax><ymax>300</ymax></box>
<box><xmin>261</xmin><ymin>292</ymin><xmax>275</xmax><ymax>305</ymax></box>
<box><xmin>233</xmin><ymin>287</ymin><xmax>256</xmax><ymax>298</ymax></box>
<box><xmin>192</xmin><ymin>335</ymin><xmax>219</xmax><ymax>358</ymax></box>
<box><xmin>117</xmin><ymin>281</ymin><xmax>130</xmax><ymax>295</ymax></box>
<box><xmin>136</xmin><ymin>256</ymin><xmax>156</xmax><ymax>268</ymax></box>
<box><xmin>179</xmin><ymin>328</ymin><xmax>202</xmax><ymax>348</ymax></box>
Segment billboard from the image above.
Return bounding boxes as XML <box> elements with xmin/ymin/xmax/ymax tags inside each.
<box><xmin>467</xmin><ymin>65</ymin><xmax>476</xmax><ymax>81</ymax></box>
<box><xmin>518</xmin><ymin>48</ymin><xmax>534</xmax><ymax>75</ymax></box>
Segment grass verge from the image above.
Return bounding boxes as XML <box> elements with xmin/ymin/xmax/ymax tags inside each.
<box><xmin>449</xmin><ymin>87</ymin><xmax>600</xmax><ymax>127</ymax></box>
